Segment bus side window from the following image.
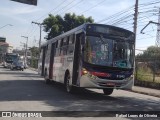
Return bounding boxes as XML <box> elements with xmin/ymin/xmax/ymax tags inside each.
<box><xmin>55</xmin><ymin>40</ymin><xmax>60</xmax><ymax>56</ymax></box>
<box><xmin>63</xmin><ymin>37</ymin><xmax>68</xmax><ymax>46</ymax></box>
<box><xmin>67</xmin><ymin>35</ymin><xmax>74</xmax><ymax>55</ymax></box>
<box><xmin>60</xmin><ymin>39</ymin><xmax>63</xmax><ymax>47</ymax></box>
<box><xmin>60</xmin><ymin>39</ymin><xmax>64</xmax><ymax>56</ymax></box>
<box><xmin>67</xmin><ymin>36</ymin><xmax>69</xmax><ymax>45</ymax></box>
<box><xmin>58</xmin><ymin>39</ymin><xmax>61</xmax><ymax>48</ymax></box>
<box><xmin>81</xmin><ymin>34</ymin><xmax>85</xmax><ymax>45</ymax></box>
<box><xmin>55</xmin><ymin>40</ymin><xmax>58</xmax><ymax>57</ymax></box>
<box><xmin>62</xmin><ymin>37</ymin><xmax>68</xmax><ymax>55</ymax></box>
<box><xmin>69</xmin><ymin>34</ymin><xmax>75</xmax><ymax>44</ymax></box>
<box><xmin>55</xmin><ymin>41</ymin><xmax>58</xmax><ymax>48</ymax></box>
<box><xmin>55</xmin><ymin>48</ymin><xmax>59</xmax><ymax>57</ymax></box>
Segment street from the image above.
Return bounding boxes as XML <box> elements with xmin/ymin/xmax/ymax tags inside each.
<box><xmin>0</xmin><ymin>66</ymin><xmax>160</xmax><ymax>119</ymax></box>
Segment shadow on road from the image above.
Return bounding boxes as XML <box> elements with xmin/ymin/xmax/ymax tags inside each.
<box><xmin>0</xmin><ymin>79</ymin><xmax>160</xmax><ymax>112</ymax></box>
<box><xmin>0</xmin><ymin>66</ymin><xmax>160</xmax><ymax>117</ymax></box>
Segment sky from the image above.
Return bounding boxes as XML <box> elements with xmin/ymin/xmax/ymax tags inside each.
<box><xmin>0</xmin><ymin>0</ymin><xmax>160</xmax><ymax>54</ymax></box>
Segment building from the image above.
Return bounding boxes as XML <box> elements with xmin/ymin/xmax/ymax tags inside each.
<box><xmin>0</xmin><ymin>42</ymin><xmax>13</xmax><ymax>63</ymax></box>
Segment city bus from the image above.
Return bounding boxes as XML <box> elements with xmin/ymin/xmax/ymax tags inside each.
<box><xmin>38</xmin><ymin>23</ymin><xmax>135</xmax><ymax>95</ymax></box>
<box><xmin>2</xmin><ymin>53</ymin><xmax>19</xmax><ymax>68</ymax></box>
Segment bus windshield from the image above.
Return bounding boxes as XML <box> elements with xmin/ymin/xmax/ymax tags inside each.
<box><xmin>83</xmin><ymin>36</ymin><xmax>134</xmax><ymax>69</ymax></box>
<box><xmin>5</xmin><ymin>54</ymin><xmax>19</xmax><ymax>63</ymax></box>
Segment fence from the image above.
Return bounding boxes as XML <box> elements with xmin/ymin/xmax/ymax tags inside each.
<box><xmin>135</xmin><ymin>58</ymin><xmax>160</xmax><ymax>83</ymax></box>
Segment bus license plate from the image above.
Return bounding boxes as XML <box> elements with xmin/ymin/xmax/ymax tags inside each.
<box><xmin>106</xmin><ymin>83</ymin><xmax>115</xmax><ymax>86</ymax></box>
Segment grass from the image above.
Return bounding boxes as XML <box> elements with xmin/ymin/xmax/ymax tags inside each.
<box><xmin>136</xmin><ymin>67</ymin><xmax>160</xmax><ymax>83</ymax></box>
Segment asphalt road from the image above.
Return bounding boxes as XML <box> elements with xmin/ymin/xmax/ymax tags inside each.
<box><xmin>0</xmin><ymin>66</ymin><xmax>159</xmax><ymax>120</ymax></box>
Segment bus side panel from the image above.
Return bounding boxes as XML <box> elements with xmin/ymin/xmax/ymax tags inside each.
<box><xmin>38</xmin><ymin>49</ymin><xmax>43</xmax><ymax>75</ymax></box>
<box><xmin>53</xmin><ymin>57</ymin><xmax>61</xmax><ymax>82</ymax></box>
<box><xmin>45</xmin><ymin>44</ymin><xmax>51</xmax><ymax>77</ymax></box>
<box><xmin>49</xmin><ymin>43</ymin><xmax>56</xmax><ymax>79</ymax></box>
<box><xmin>41</xmin><ymin>47</ymin><xmax>46</xmax><ymax>76</ymax></box>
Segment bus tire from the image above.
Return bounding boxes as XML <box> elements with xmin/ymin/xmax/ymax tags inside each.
<box><xmin>64</xmin><ymin>73</ymin><xmax>75</xmax><ymax>93</ymax></box>
<box><xmin>103</xmin><ymin>88</ymin><xmax>113</xmax><ymax>95</ymax></box>
<box><xmin>45</xmin><ymin>79</ymin><xmax>51</xmax><ymax>84</ymax></box>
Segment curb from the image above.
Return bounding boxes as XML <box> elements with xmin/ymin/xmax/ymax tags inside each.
<box><xmin>129</xmin><ymin>89</ymin><xmax>160</xmax><ymax>98</ymax></box>
<box><xmin>28</xmin><ymin>67</ymin><xmax>38</xmax><ymax>72</ymax></box>
<box><xmin>132</xmin><ymin>90</ymin><xmax>160</xmax><ymax>98</ymax></box>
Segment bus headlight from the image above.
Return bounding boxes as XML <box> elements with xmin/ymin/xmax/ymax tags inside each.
<box><xmin>81</xmin><ymin>68</ymin><xmax>88</xmax><ymax>76</ymax></box>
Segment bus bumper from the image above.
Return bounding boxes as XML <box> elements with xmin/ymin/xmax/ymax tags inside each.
<box><xmin>79</xmin><ymin>75</ymin><xmax>134</xmax><ymax>90</ymax></box>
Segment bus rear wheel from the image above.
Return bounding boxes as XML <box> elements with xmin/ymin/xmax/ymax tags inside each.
<box><xmin>64</xmin><ymin>73</ymin><xmax>75</xmax><ymax>93</ymax></box>
<box><xmin>103</xmin><ymin>88</ymin><xmax>113</xmax><ymax>95</ymax></box>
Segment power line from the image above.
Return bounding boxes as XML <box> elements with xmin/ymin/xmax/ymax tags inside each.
<box><xmin>139</xmin><ymin>0</ymin><xmax>160</xmax><ymax>7</ymax></box>
<box><xmin>111</xmin><ymin>14</ymin><xmax>134</xmax><ymax>25</ymax></box>
<box><xmin>35</xmin><ymin>0</ymin><xmax>66</xmax><ymax>22</ymax></box>
<box><xmin>78</xmin><ymin>0</ymin><xmax>106</xmax><ymax>15</ymax></box>
<box><xmin>59</xmin><ymin>0</ymin><xmax>84</xmax><ymax>15</ymax></box>
<box><xmin>96</xmin><ymin>5</ymin><xmax>134</xmax><ymax>23</ymax></box>
<box><xmin>53</xmin><ymin>0</ymin><xmax>75</xmax><ymax>15</ymax></box>
<box><xmin>137</xmin><ymin>35</ymin><xmax>157</xmax><ymax>41</ymax></box>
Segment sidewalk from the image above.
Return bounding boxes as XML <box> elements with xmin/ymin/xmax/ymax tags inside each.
<box><xmin>131</xmin><ymin>86</ymin><xmax>160</xmax><ymax>98</ymax></box>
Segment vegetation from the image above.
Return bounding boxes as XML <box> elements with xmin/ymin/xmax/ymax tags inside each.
<box><xmin>42</xmin><ymin>13</ymin><xmax>94</xmax><ymax>40</ymax></box>
<box><xmin>136</xmin><ymin>46</ymin><xmax>160</xmax><ymax>83</ymax></box>
<box><xmin>136</xmin><ymin>46</ymin><xmax>160</xmax><ymax>60</ymax></box>
<box><xmin>29</xmin><ymin>46</ymin><xmax>39</xmax><ymax>68</ymax></box>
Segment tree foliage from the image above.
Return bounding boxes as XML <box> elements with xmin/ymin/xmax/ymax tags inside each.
<box><xmin>29</xmin><ymin>46</ymin><xmax>39</xmax><ymax>68</ymax></box>
<box><xmin>136</xmin><ymin>46</ymin><xmax>160</xmax><ymax>59</ymax></box>
<box><xmin>29</xmin><ymin>46</ymin><xmax>39</xmax><ymax>57</ymax></box>
<box><xmin>43</xmin><ymin>13</ymin><xmax>94</xmax><ymax>40</ymax></box>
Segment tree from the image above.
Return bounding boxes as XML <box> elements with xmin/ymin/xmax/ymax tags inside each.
<box><xmin>29</xmin><ymin>46</ymin><xmax>39</xmax><ymax>68</ymax></box>
<box><xmin>136</xmin><ymin>46</ymin><xmax>160</xmax><ymax>72</ymax></box>
<box><xmin>136</xmin><ymin>46</ymin><xmax>160</xmax><ymax>59</ymax></box>
<box><xmin>43</xmin><ymin>13</ymin><xmax>94</xmax><ymax>40</ymax></box>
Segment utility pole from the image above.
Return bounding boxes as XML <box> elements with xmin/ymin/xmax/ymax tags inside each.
<box><xmin>21</xmin><ymin>36</ymin><xmax>28</xmax><ymax>67</ymax></box>
<box><xmin>156</xmin><ymin>8</ymin><xmax>160</xmax><ymax>47</ymax></box>
<box><xmin>133</xmin><ymin>0</ymin><xmax>139</xmax><ymax>81</ymax></box>
<box><xmin>133</xmin><ymin>0</ymin><xmax>138</xmax><ymax>39</ymax></box>
<box><xmin>31</xmin><ymin>21</ymin><xmax>43</xmax><ymax>49</ymax></box>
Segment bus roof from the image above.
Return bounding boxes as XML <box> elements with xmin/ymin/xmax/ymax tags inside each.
<box><xmin>41</xmin><ymin>23</ymin><xmax>134</xmax><ymax>47</ymax></box>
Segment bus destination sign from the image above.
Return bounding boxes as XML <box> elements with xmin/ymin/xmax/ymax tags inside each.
<box><xmin>87</xmin><ymin>25</ymin><xmax>128</xmax><ymax>37</ymax></box>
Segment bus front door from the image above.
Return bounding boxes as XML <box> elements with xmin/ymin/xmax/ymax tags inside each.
<box><xmin>72</xmin><ymin>33</ymin><xmax>81</xmax><ymax>85</ymax></box>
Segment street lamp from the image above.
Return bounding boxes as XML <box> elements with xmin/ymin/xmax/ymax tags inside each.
<box><xmin>0</xmin><ymin>24</ymin><xmax>13</xmax><ymax>29</ymax></box>
<box><xmin>21</xmin><ymin>36</ymin><xmax>28</xmax><ymax>67</ymax></box>
<box><xmin>20</xmin><ymin>42</ymin><xmax>26</xmax><ymax>59</ymax></box>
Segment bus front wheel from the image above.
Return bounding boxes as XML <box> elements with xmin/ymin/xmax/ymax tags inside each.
<box><xmin>103</xmin><ymin>88</ymin><xmax>113</xmax><ymax>95</ymax></box>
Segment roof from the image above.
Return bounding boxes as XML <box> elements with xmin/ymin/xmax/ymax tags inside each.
<box><xmin>0</xmin><ymin>42</ymin><xmax>9</xmax><ymax>46</ymax></box>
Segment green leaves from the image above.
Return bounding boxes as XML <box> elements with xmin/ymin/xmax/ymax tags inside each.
<box><xmin>136</xmin><ymin>46</ymin><xmax>160</xmax><ymax>59</ymax></box>
<box><xmin>43</xmin><ymin>13</ymin><xmax>94</xmax><ymax>40</ymax></box>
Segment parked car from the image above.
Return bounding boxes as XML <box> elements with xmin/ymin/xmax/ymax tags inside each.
<box><xmin>10</xmin><ymin>60</ymin><xmax>24</xmax><ymax>71</ymax></box>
